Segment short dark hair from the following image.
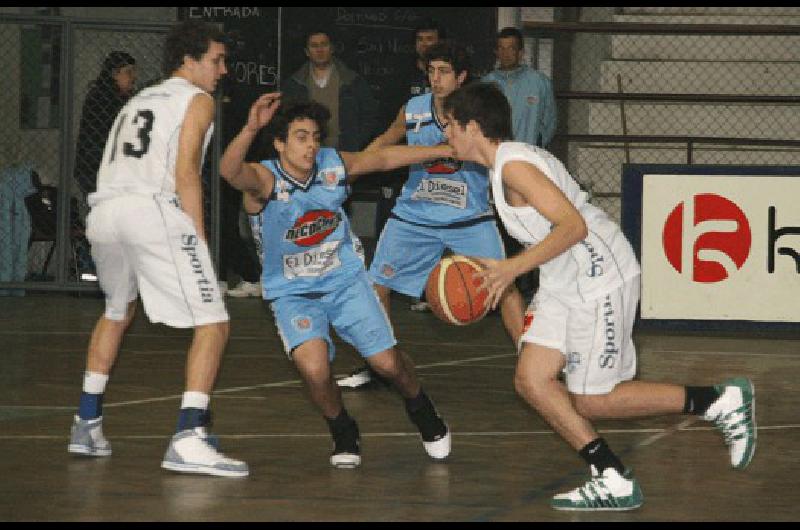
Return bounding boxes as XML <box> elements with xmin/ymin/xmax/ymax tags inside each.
<box><xmin>424</xmin><ymin>41</ymin><xmax>470</xmax><ymax>78</ymax></box>
<box><xmin>443</xmin><ymin>82</ymin><xmax>512</xmax><ymax>142</ymax></box>
<box><xmin>414</xmin><ymin>18</ymin><xmax>446</xmax><ymax>40</ymax></box>
<box><xmin>305</xmin><ymin>29</ymin><xmax>333</xmax><ymax>48</ymax></box>
<box><xmin>163</xmin><ymin>20</ymin><xmax>225</xmax><ymax>75</ymax></box>
<box><xmin>497</xmin><ymin>26</ymin><xmax>524</xmax><ymax>50</ymax></box>
<box><xmin>270</xmin><ymin>100</ymin><xmax>331</xmax><ymax>143</ymax></box>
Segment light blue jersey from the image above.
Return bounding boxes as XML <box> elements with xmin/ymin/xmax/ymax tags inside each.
<box><xmin>368</xmin><ymin>94</ymin><xmax>506</xmax><ymax>296</ymax></box>
<box><xmin>391</xmin><ymin>93</ymin><xmax>493</xmax><ymax>227</ymax></box>
<box><xmin>257</xmin><ymin>148</ymin><xmax>363</xmax><ymax>300</ymax></box>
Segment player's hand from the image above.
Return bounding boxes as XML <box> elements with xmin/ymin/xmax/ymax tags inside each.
<box><xmin>473</xmin><ymin>257</ymin><xmax>520</xmax><ymax>311</ymax></box>
<box><xmin>245</xmin><ymin>92</ymin><xmax>282</xmax><ymax>133</ymax></box>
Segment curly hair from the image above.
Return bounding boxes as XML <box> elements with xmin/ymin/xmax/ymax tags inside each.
<box><xmin>162</xmin><ymin>20</ymin><xmax>225</xmax><ymax>76</ymax></box>
<box><xmin>269</xmin><ymin>99</ymin><xmax>331</xmax><ymax>143</ymax></box>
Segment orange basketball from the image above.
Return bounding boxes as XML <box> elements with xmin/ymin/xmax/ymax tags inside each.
<box><xmin>425</xmin><ymin>255</ymin><xmax>490</xmax><ymax>326</ymax></box>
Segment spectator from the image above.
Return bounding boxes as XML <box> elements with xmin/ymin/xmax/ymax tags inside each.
<box><xmin>281</xmin><ymin>29</ymin><xmax>379</xmax><ymax>152</ymax></box>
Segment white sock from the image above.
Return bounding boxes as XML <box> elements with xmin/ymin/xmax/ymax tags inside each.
<box><xmin>83</xmin><ymin>372</ymin><xmax>109</xmax><ymax>394</ymax></box>
<box><xmin>181</xmin><ymin>391</ymin><xmax>210</xmax><ymax>410</ymax></box>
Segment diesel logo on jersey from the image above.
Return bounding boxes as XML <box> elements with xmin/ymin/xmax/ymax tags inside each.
<box><xmin>285</xmin><ymin>210</ymin><xmax>341</xmax><ymax>247</ymax></box>
<box><xmin>423</xmin><ymin>158</ymin><xmax>462</xmax><ymax>175</ymax></box>
<box><xmin>181</xmin><ymin>234</ymin><xmax>214</xmax><ymax>303</ymax></box>
<box><xmin>598</xmin><ymin>295</ymin><xmax>619</xmax><ymax>369</ymax></box>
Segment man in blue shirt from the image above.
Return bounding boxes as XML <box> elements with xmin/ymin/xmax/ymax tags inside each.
<box><xmin>482</xmin><ymin>27</ymin><xmax>556</xmax><ymax>148</ymax></box>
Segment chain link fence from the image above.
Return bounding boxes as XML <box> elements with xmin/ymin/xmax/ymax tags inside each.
<box><xmin>0</xmin><ymin>16</ymin><xmax>191</xmax><ymax>295</ymax></box>
<box><xmin>533</xmin><ymin>7</ymin><xmax>800</xmax><ymax>224</ymax></box>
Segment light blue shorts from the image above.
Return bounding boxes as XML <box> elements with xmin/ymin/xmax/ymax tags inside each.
<box><xmin>368</xmin><ymin>216</ymin><xmax>506</xmax><ymax>297</ymax></box>
<box><xmin>269</xmin><ymin>272</ymin><xmax>396</xmax><ymax>361</ymax></box>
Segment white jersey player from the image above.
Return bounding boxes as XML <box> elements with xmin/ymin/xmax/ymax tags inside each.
<box><xmin>68</xmin><ymin>20</ymin><xmax>249</xmax><ymax>478</ymax></box>
<box><xmin>442</xmin><ymin>82</ymin><xmax>756</xmax><ymax>512</ymax></box>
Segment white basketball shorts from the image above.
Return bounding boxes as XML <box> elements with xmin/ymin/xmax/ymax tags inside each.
<box><xmin>86</xmin><ymin>194</ymin><xmax>228</xmax><ymax>328</ymax></box>
<box><xmin>520</xmin><ymin>278</ymin><xmax>640</xmax><ymax>395</ymax></box>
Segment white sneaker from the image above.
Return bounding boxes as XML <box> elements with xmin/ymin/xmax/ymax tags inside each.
<box><xmin>161</xmin><ymin>427</ymin><xmax>249</xmax><ymax>478</ymax></box>
<box><xmin>409</xmin><ymin>299</ymin><xmax>431</xmax><ymax>312</ymax></box>
<box><xmin>552</xmin><ymin>466</ymin><xmax>644</xmax><ymax>511</ymax></box>
<box><xmin>704</xmin><ymin>377</ymin><xmax>756</xmax><ymax>469</ymax></box>
<box><xmin>227</xmin><ymin>280</ymin><xmax>261</xmax><ymax>298</ymax></box>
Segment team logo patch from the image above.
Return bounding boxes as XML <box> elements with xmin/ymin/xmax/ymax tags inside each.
<box><xmin>318</xmin><ymin>166</ymin><xmax>344</xmax><ymax>189</ymax></box>
<box><xmin>527</xmin><ymin>96</ymin><xmax>539</xmax><ymax>105</ymax></box>
<box><xmin>566</xmin><ymin>352</ymin><xmax>581</xmax><ymax>374</ymax></box>
<box><xmin>284</xmin><ymin>210</ymin><xmax>341</xmax><ymax>247</ymax></box>
<box><xmin>381</xmin><ymin>264</ymin><xmax>395</xmax><ymax>278</ymax></box>
<box><xmin>522</xmin><ymin>310</ymin><xmax>535</xmax><ymax>334</ymax></box>
<box><xmin>292</xmin><ymin>316</ymin><xmax>312</xmax><ymax>331</ymax></box>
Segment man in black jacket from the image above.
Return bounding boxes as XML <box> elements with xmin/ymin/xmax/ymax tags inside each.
<box><xmin>281</xmin><ymin>29</ymin><xmax>379</xmax><ymax>152</ymax></box>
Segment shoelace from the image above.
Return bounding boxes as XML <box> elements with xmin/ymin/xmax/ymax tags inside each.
<box><xmin>714</xmin><ymin>404</ymin><xmax>752</xmax><ymax>445</ymax></box>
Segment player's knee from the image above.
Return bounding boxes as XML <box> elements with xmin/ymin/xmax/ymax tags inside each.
<box><xmin>367</xmin><ymin>349</ymin><xmax>401</xmax><ymax>380</ymax></box>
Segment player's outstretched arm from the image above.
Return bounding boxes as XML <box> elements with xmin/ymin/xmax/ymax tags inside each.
<box><xmin>220</xmin><ymin>92</ymin><xmax>281</xmax><ymax>199</ymax></box>
<box><xmin>475</xmin><ymin>160</ymin><xmax>587</xmax><ymax>309</ymax></box>
<box><xmin>176</xmin><ymin>93</ymin><xmax>215</xmax><ymax>240</ymax></box>
<box><xmin>363</xmin><ymin>106</ymin><xmax>407</xmax><ymax>151</ymax></box>
<box><xmin>341</xmin><ymin>144</ymin><xmax>453</xmax><ymax>184</ymax></box>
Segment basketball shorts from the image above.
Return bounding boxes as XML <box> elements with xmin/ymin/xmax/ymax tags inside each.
<box><xmin>270</xmin><ymin>271</ymin><xmax>396</xmax><ymax>361</ymax></box>
<box><xmin>86</xmin><ymin>194</ymin><xmax>228</xmax><ymax>328</ymax></box>
<box><xmin>368</xmin><ymin>217</ymin><xmax>505</xmax><ymax>298</ymax></box>
<box><xmin>520</xmin><ymin>278</ymin><xmax>640</xmax><ymax>395</ymax></box>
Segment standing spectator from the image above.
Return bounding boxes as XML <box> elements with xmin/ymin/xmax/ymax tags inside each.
<box><xmin>481</xmin><ymin>27</ymin><xmax>556</xmax><ymax>148</ymax></box>
<box><xmin>281</xmin><ymin>29</ymin><xmax>379</xmax><ymax>152</ymax></box>
<box><xmin>75</xmin><ymin>51</ymin><xmax>138</xmax><ymax>197</ymax></box>
<box><xmin>73</xmin><ymin>51</ymin><xmax>137</xmax><ymax>280</ymax></box>
<box><xmin>482</xmin><ymin>27</ymin><xmax>557</xmax><ymax>298</ymax></box>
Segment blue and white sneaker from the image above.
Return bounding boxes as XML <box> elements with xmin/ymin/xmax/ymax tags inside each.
<box><xmin>68</xmin><ymin>415</ymin><xmax>112</xmax><ymax>457</ymax></box>
<box><xmin>161</xmin><ymin>427</ymin><xmax>249</xmax><ymax>478</ymax></box>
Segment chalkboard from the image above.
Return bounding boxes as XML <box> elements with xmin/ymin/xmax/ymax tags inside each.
<box><xmin>180</xmin><ymin>7</ymin><xmax>281</xmax><ymax>155</ymax></box>
<box><xmin>179</xmin><ymin>7</ymin><xmax>498</xmax><ymax>160</ymax></box>
<box><xmin>281</xmin><ymin>7</ymin><xmax>498</xmax><ymax>127</ymax></box>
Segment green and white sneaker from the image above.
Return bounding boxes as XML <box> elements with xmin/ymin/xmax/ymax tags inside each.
<box><xmin>551</xmin><ymin>466</ymin><xmax>644</xmax><ymax>511</ymax></box>
<box><xmin>704</xmin><ymin>377</ymin><xmax>756</xmax><ymax>469</ymax></box>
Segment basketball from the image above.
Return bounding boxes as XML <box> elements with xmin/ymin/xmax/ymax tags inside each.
<box><xmin>425</xmin><ymin>255</ymin><xmax>490</xmax><ymax>326</ymax></box>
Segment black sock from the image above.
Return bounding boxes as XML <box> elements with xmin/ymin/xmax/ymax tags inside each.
<box><xmin>325</xmin><ymin>408</ymin><xmax>357</xmax><ymax>436</ymax></box>
<box><xmin>404</xmin><ymin>389</ymin><xmax>433</xmax><ymax>414</ymax></box>
<box><xmin>683</xmin><ymin>386</ymin><xmax>720</xmax><ymax>415</ymax></box>
<box><xmin>579</xmin><ymin>438</ymin><xmax>625</xmax><ymax>476</ymax></box>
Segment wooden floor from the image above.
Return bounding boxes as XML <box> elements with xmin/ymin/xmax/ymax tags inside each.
<box><xmin>0</xmin><ymin>292</ymin><xmax>798</xmax><ymax>521</ymax></box>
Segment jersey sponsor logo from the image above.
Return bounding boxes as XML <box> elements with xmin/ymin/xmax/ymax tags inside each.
<box><xmin>662</xmin><ymin>193</ymin><xmax>751</xmax><ymax>283</ymax></box>
<box><xmin>283</xmin><ymin>240</ymin><xmax>342</xmax><ymax>279</ymax></box>
<box><xmin>284</xmin><ymin>210</ymin><xmax>341</xmax><ymax>247</ymax></box>
<box><xmin>180</xmin><ymin>234</ymin><xmax>215</xmax><ymax>303</ymax></box>
<box><xmin>423</xmin><ymin>157</ymin><xmax>462</xmax><ymax>175</ymax></box>
<box><xmin>526</xmin><ymin>96</ymin><xmax>539</xmax><ymax>105</ymax></box>
<box><xmin>411</xmin><ymin>177</ymin><xmax>468</xmax><ymax>209</ymax></box>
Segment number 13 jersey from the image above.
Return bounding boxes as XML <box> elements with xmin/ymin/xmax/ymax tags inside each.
<box><xmin>91</xmin><ymin>77</ymin><xmax>213</xmax><ymax>205</ymax></box>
